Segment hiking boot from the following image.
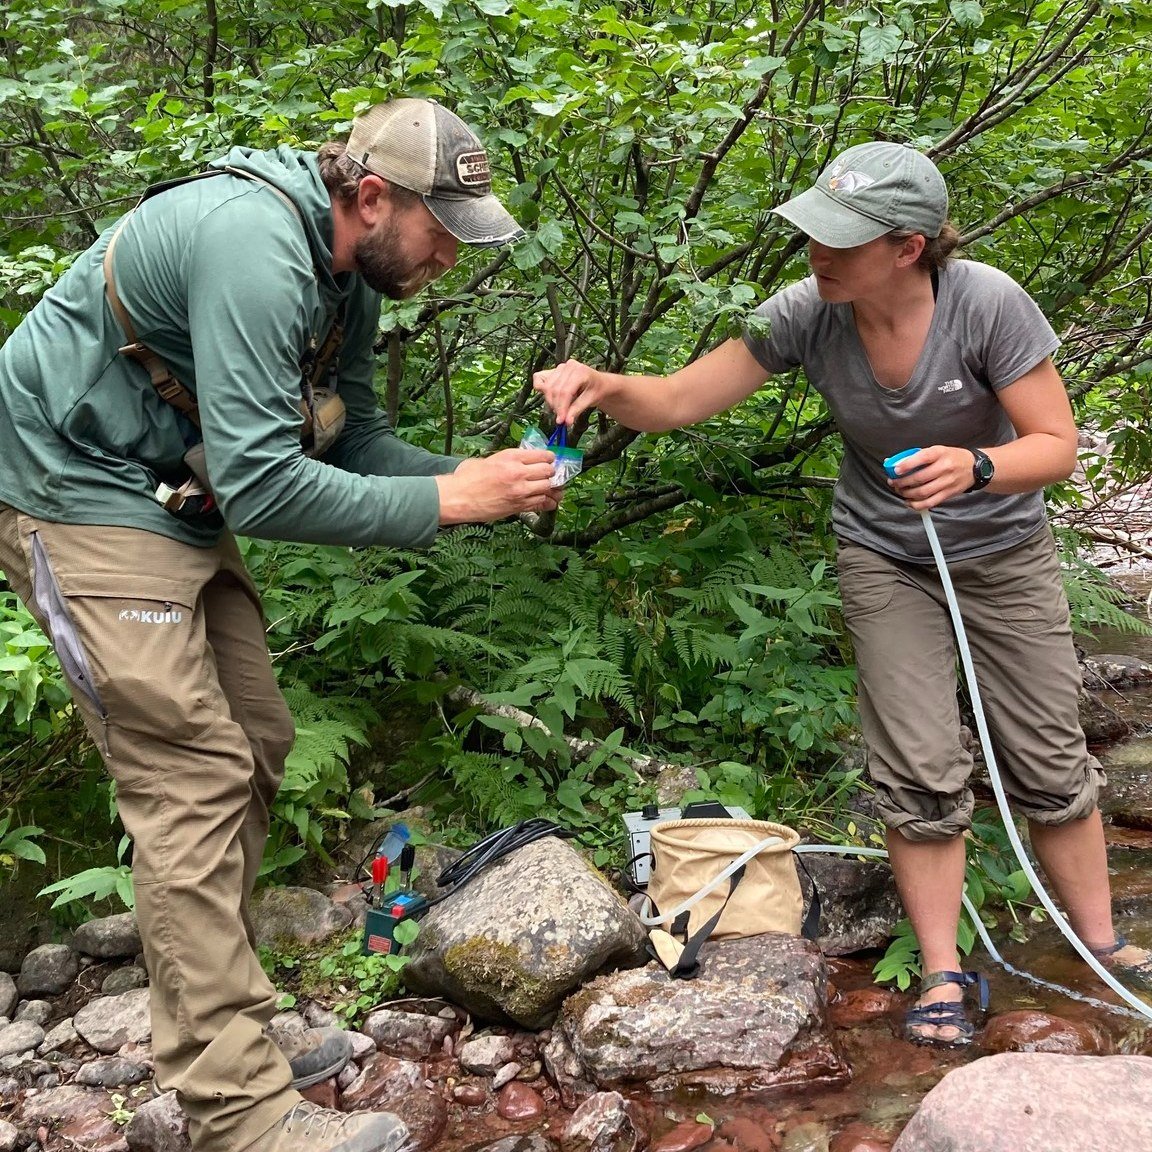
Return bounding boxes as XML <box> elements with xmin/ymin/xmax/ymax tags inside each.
<box><xmin>241</xmin><ymin>1101</ymin><xmax>410</xmax><ymax>1152</ymax></box>
<box><xmin>266</xmin><ymin>1022</ymin><xmax>354</xmax><ymax>1089</ymax></box>
<box><xmin>151</xmin><ymin>1024</ymin><xmax>354</xmax><ymax>1097</ymax></box>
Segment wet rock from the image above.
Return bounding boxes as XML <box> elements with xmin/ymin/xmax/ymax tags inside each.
<box><xmin>459</xmin><ymin>1033</ymin><xmax>518</xmax><ymax>1074</ymax></box>
<box><xmin>548</xmin><ymin>935</ymin><xmax>847</xmax><ymax>1095</ymax></box>
<box><xmin>798</xmin><ymin>856</ymin><xmax>902</xmax><ymax>957</ymax></box>
<box><xmin>340</xmin><ymin>1051</ymin><xmax>423</xmax><ymax>1110</ymax></box>
<box><xmin>781</xmin><ymin>1121</ymin><xmax>830</xmax><ymax>1151</ymax></box>
<box><xmin>102</xmin><ymin>966</ymin><xmax>149</xmax><ymax>995</ymax></box>
<box><xmin>390</xmin><ymin>1086</ymin><xmax>447</xmax><ymax>1152</ymax></box>
<box><xmin>0</xmin><ymin>1021</ymin><xmax>45</xmax><ymax>1058</ymax></box>
<box><xmin>1082</xmin><ymin>654</ymin><xmax>1152</xmax><ymax>689</ymax></box>
<box><xmin>1078</xmin><ymin>690</ymin><xmax>1129</xmax><ymax>744</ymax></box>
<box><xmin>0</xmin><ymin>973</ymin><xmax>16</xmax><ymax>1019</ymax></box>
<box><xmin>477</xmin><ymin>1137</ymin><xmax>557</xmax><ymax>1152</ymax></box>
<box><xmin>891</xmin><ymin>1051</ymin><xmax>1152</xmax><ymax>1150</ymax></box>
<box><xmin>651</xmin><ymin>1118</ymin><xmax>714</xmax><ymax>1152</ymax></box>
<box><xmin>360</xmin><ymin>1006</ymin><xmax>456</xmax><ymax>1059</ymax></box>
<box><xmin>829</xmin><ymin>1122</ymin><xmax>892</xmax><ymax>1152</ymax></box>
<box><xmin>250</xmin><ymin>886</ymin><xmax>352</xmax><ymax>948</ymax></box>
<box><xmin>74</xmin><ymin>988</ymin><xmax>151</xmax><ymax>1052</ymax></box>
<box><xmin>124</xmin><ymin>1089</ymin><xmax>190</xmax><ymax>1152</ymax></box>
<box><xmin>563</xmin><ymin>1090</ymin><xmax>648</xmax><ymax>1152</ymax></box>
<box><xmin>75</xmin><ymin>1055</ymin><xmax>153</xmax><ymax>1088</ymax></box>
<box><xmin>980</xmin><ymin>1010</ymin><xmax>1110</xmax><ymax>1055</ymax></box>
<box><xmin>828</xmin><ymin>987</ymin><xmax>901</xmax><ymax>1029</ymax></box>
<box><xmin>402</xmin><ymin>836</ymin><xmax>649</xmax><ymax>1028</ymax></box>
<box><xmin>17</xmin><ymin>943</ymin><xmax>79</xmax><ymax>997</ymax></box>
<box><xmin>73</xmin><ymin>913</ymin><xmax>142</xmax><ymax>961</ymax></box>
<box><xmin>716</xmin><ymin>1116</ymin><xmax>782</xmax><ymax>1152</ymax></box>
<box><xmin>452</xmin><ymin>1081</ymin><xmax>487</xmax><ymax>1106</ymax></box>
<box><xmin>496</xmin><ymin>1081</ymin><xmax>545</xmax><ymax>1120</ymax></box>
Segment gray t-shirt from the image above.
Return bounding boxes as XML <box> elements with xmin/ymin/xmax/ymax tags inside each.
<box><xmin>742</xmin><ymin>259</ymin><xmax>1059</xmax><ymax>563</ymax></box>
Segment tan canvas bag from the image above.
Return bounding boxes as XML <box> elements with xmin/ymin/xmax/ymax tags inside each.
<box><xmin>641</xmin><ymin>818</ymin><xmax>808</xmax><ymax>977</ymax></box>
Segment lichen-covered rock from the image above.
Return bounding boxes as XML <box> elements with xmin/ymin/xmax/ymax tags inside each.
<box><xmin>401</xmin><ymin>836</ymin><xmax>648</xmax><ymax>1028</ymax></box>
<box><xmin>250</xmin><ymin>886</ymin><xmax>352</xmax><ymax>948</ymax></box>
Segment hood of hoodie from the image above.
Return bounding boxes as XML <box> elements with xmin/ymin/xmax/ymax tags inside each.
<box><xmin>209</xmin><ymin>145</ymin><xmax>342</xmax><ymax>300</ymax></box>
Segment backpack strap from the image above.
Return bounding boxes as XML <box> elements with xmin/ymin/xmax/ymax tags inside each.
<box><xmin>103</xmin><ymin>214</ymin><xmax>202</xmax><ymax>427</ymax></box>
<box><xmin>102</xmin><ymin>166</ymin><xmax>311</xmax><ymax>429</ymax></box>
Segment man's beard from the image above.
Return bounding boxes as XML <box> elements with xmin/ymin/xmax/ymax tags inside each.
<box><xmin>355</xmin><ymin>219</ymin><xmax>443</xmax><ymax>300</ymax></box>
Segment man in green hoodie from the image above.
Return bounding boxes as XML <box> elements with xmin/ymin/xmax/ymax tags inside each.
<box><xmin>0</xmin><ymin>98</ymin><xmax>555</xmax><ymax>1152</ymax></box>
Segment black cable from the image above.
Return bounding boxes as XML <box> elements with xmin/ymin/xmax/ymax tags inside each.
<box><xmin>436</xmin><ymin>817</ymin><xmax>573</xmax><ymax>892</ymax></box>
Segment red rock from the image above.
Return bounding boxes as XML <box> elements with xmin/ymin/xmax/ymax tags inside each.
<box><xmin>301</xmin><ymin>1078</ymin><xmax>339</xmax><ymax>1109</ymax></box>
<box><xmin>452</xmin><ymin>1082</ymin><xmax>488</xmax><ymax>1106</ymax></box>
<box><xmin>340</xmin><ymin>1052</ymin><xmax>422</xmax><ymax>1110</ymax></box>
<box><xmin>496</xmin><ymin>1080</ymin><xmax>546</xmax><ymax>1120</ymax></box>
<box><xmin>830</xmin><ymin>1121</ymin><xmax>893</xmax><ymax>1152</ymax></box>
<box><xmin>390</xmin><ymin>1086</ymin><xmax>448</xmax><ymax>1151</ymax></box>
<box><xmin>829</xmin><ymin>987</ymin><xmax>902</xmax><ymax>1028</ymax></box>
<box><xmin>651</xmin><ymin>1118</ymin><xmax>715</xmax><ymax>1152</ymax></box>
<box><xmin>981</xmin><ymin>1010</ymin><xmax>1110</xmax><ymax>1055</ymax></box>
<box><xmin>715</xmin><ymin>1116</ymin><xmax>781</xmax><ymax>1152</ymax></box>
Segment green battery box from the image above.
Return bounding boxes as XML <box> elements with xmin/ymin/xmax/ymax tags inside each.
<box><xmin>362</xmin><ymin>891</ymin><xmax>429</xmax><ymax>956</ymax></box>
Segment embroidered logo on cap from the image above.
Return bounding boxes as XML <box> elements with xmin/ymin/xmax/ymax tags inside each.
<box><xmin>455</xmin><ymin>151</ymin><xmax>491</xmax><ymax>187</ymax></box>
<box><xmin>827</xmin><ymin>168</ymin><xmax>876</xmax><ymax>195</ymax></box>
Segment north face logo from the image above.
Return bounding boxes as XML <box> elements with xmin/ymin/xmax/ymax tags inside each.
<box><xmin>118</xmin><ymin>607</ymin><xmax>183</xmax><ymax>624</ymax></box>
<box><xmin>937</xmin><ymin>379</ymin><xmax>963</xmax><ymax>394</ymax></box>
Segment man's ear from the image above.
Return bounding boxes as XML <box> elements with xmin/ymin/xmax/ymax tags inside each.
<box><xmin>355</xmin><ymin>174</ymin><xmax>389</xmax><ymax>226</ymax></box>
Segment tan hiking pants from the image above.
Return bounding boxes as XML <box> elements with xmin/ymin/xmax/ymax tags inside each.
<box><xmin>836</xmin><ymin>525</ymin><xmax>1103</xmax><ymax>842</ymax></box>
<box><xmin>0</xmin><ymin>504</ymin><xmax>301</xmax><ymax>1152</ymax></box>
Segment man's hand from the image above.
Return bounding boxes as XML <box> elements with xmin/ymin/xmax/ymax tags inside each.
<box><xmin>436</xmin><ymin>449</ymin><xmax>561</xmax><ymax>525</ymax></box>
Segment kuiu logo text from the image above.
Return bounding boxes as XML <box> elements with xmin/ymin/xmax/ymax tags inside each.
<box><xmin>118</xmin><ymin>605</ymin><xmax>183</xmax><ymax>624</ymax></box>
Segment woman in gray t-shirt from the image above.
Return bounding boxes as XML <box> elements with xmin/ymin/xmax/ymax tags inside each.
<box><xmin>534</xmin><ymin>142</ymin><xmax>1151</xmax><ymax>1048</ymax></box>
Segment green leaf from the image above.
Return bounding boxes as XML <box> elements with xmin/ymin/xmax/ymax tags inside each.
<box><xmin>950</xmin><ymin>1</ymin><xmax>985</xmax><ymax>29</ymax></box>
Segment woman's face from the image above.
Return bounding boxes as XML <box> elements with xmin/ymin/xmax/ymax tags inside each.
<box><xmin>806</xmin><ymin>234</ymin><xmax>909</xmax><ymax>303</ymax></box>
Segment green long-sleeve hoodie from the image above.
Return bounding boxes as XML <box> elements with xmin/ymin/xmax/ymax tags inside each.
<box><xmin>0</xmin><ymin>146</ymin><xmax>459</xmax><ymax>549</ymax></box>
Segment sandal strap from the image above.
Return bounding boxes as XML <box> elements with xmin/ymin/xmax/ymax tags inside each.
<box><xmin>905</xmin><ymin>1001</ymin><xmax>972</xmax><ymax>1030</ymax></box>
<box><xmin>920</xmin><ymin>969</ymin><xmax>989</xmax><ymax>1011</ymax></box>
<box><xmin>1089</xmin><ymin>935</ymin><xmax>1128</xmax><ymax>958</ymax></box>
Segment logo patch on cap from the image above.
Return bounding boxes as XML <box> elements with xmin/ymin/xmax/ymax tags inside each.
<box><xmin>827</xmin><ymin>169</ymin><xmax>876</xmax><ymax>196</ymax></box>
<box><xmin>456</xmin><ymin>150</ymin><xmax>491</xmax><ymax>188</ymax></box>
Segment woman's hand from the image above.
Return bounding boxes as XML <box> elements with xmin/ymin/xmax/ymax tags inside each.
<box><xmin>532</xmin><ymin>359</ymin><xmax>608</xmax><ymax>427</ymax></box>
<box><xmin>886</xmin><ymin>445</ymin><xmax>983</xmax><ymax>510</ymax></box>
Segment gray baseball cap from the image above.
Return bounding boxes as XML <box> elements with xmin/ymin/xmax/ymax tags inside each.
<box><xmin>345</xmin><ymin>98</ymin><xmax>524</xmax><ymax>247</ymax></box>
<box><xmin>772</xmin><ymin>142</ymin><xmax>948</xmax><ymax>248</ymax></box>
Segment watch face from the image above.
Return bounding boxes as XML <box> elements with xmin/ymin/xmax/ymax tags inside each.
<box><xmin>976</xmin><ymin>456</ymin><xmax>995</xmax><ymax>480</ymax></box>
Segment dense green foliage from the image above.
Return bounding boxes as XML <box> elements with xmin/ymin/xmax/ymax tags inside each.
<box><xmin>2</xmin><ymin>1</ymin><xmax>1151</xmax><ymax>981</ymax></box>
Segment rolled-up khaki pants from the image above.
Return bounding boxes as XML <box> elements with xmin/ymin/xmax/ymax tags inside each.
<box><xmin>0</xmin><ymin>504</ymin><xmax>300</xmax><ymax>1152</ymax></box>
<box><xmin>836</xmin><ymin>525</ymin><xmax>1103</xmax><ymax>842</ymax></box>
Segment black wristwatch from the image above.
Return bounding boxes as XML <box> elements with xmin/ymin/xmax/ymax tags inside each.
<box><xmin>966</xmin><ymin>448</ymin><xmax>995</xmax><ymax>493</ymax></box>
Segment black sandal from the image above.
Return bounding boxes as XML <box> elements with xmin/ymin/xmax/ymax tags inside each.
<box><xmin>1090</xmin><ymin>936</ymin><xmax>1152</xmax><ymax>991</ymax></box>
<box><xmin>903</xmin><ymin>970</ymin><xmax>989</xmax><ymax>1049</ymax></box>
